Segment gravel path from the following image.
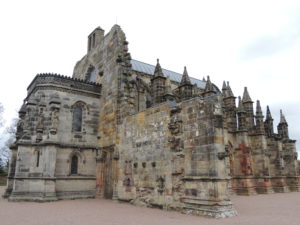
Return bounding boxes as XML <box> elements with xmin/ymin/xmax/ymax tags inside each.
<box><xmin>1</xmin><ymin>187</ymin><xmax>300</xmax><ymax>225</ymax></box>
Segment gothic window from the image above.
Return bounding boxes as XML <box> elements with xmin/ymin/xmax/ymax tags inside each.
<box><xmin>72</xmin><ymin>106</ymin><xmax>83</xmax><ymax>132</ymax></box>
<box><xmin>71</xmin><ymin>155</ymin><xmax>78</xmax><ymax>175</ymax></box>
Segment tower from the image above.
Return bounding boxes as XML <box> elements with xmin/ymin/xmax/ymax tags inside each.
<box><xmin>87</xmin><ymin>27</ymin><xmax>104</xmax><ymax>52</ymax></box>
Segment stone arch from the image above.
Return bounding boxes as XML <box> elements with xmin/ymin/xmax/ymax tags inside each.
<box><xmin>68</xmin><ymin>150</ymin><xmax>86</xmax><ymax>175</ymax></box>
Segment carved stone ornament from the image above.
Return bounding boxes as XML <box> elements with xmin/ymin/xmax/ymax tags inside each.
<box><xmin>50</xmin><ymin>108</ymin><xmax>59</xmax><ymax>135</ymax></box>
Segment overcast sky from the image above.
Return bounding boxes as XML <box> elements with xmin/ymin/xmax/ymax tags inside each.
<box><xmin>0</xmin><ymin>0</ymin><xmax>300</xmax><ymax>153</ymax></box>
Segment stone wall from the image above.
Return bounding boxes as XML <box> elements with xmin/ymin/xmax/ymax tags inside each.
<box><xmin>117</xmin><ymin>96</ymin><xmax>236</xmax><ymax>218</ymax></box>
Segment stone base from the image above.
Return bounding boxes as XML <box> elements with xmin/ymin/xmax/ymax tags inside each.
<box><xmin>231</xmin><ymin>177</ymin><xmax>257</xmax><ymax>195</ymax></box>
<box><xmin>285</xmin><ymin>176</ymin><xmax>300</xmax><ymax>192</ymax></box>
<box><xmin>271</xmin><ymin>177</ymin><xmax>290</xmax><ymax>193</ymax></box>
<box><xmin>181</xmin><ymin>198</ymin><xmax>237</xmax><ymax>218</ymax></box>
<box><xmin>254</xmin><ymin>178</ymin><xmax>274</xmax><ymax>194</ymax></box>
<box><xmin>56</xmin><ymin>190</ymin><xmax>95</xmax><ymax>200</ymax></box>
<box><xmin>8</xmin><ymin>191</ymin><xmax>58</xmax><ymax>202</ymax></box>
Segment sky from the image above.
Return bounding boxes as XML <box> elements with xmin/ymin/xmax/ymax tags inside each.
<box><xmin>0</xmin><ymin>0</ymin><xmax>300</xmax><ymax>154</ymax></box>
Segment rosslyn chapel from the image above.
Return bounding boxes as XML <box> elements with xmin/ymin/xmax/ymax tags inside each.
<box><xmin>4</xmin><ymin>25</ymin><xmax>299</xmax><ymax>218</ymax></box>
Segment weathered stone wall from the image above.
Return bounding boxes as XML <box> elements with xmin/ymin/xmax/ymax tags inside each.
<box><xmin>118</xmin><ymin>103</ymin><xmax>171</xmax><ymax>204</ymax></box>
<box><xmin>5</xmin><ymin>74</ymin><xmax>101</xmax><ymax>201</ymax></box>
<box><xmin>117</xmin><ymin>96</ymin><xmax>236</xmax><ymax>218</ymax></box>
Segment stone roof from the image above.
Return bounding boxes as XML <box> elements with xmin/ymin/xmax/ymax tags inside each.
<box><xmin>131</xmin><ymin>59</ymin><xmax>206</xmax><ymax>89</ymax></box>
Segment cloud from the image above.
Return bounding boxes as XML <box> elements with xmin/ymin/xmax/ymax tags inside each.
<box><xmin>239</xmin><ymin>21</ymin><xmax>300</xmax><ymax>60</ymax></box>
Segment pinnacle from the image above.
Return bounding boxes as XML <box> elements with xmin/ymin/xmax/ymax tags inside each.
<box><xmin>279</xmin><ymin>109</ymin><xmax>288</xmax><ymax>124</ymax></box>
<box><xmin>266</xmin><ymin>105</ymin><xmax>273</xmax><ymax>120</ymax></box>
<box><xmin>256</xmin><ymin>100</ymin><xmax>263</xmax><ymax>116</ymax></box>
<box><xmin>238</xmin><ymin>96</ymin><xmax>245</xmax><ymax>112</ymax></box>
<box><xmin>204</xmin><ymin>75</ymin><xmax>215</xmax><ymax>93</ymax></box>
<box><xmin>226</xmin><ymin>81</ymin><xmax>234</xmax><ymax>97</ymax></box>
<box><xmin>154</xmin><ymin>58</ymin><xmax>164</xmax><ymax>77</ymax></box>
<box><xmin>180</xmin><ymin>66</ymin><xmax>191</xmax><ymax>85</ymax></box>
<box><xmin>222</xmin><ymin>81</ymin><xmax>227</xmax><ymax>91</ymax></box>
<box><xmin>242</xmin><ymin>87</ymin><xmax>253</xmax><ymax>103</ymax></box>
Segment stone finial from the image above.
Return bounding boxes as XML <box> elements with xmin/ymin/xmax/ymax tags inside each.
<box><xmin>180</xmin><ymin>66</ymin><xmax>191</xmax><ymax>85</ymax></box>
<box><xmin>256</xmin><ymin>100</ymin><xmax>263</xmax><ymax>117</ymax></box>
<box><xmin>222</xmin><ymin>81</ymin><xmax>227</xmax><ymax>91</ymax></box>
<box><xmin>226</xmin><ymin>82</ymin><xmax>234</xmax><ymax>97</ymax></box>
<box><xmin>242</xmin><ymin>87</ymin><xmax>253</xmax><ymax>103</ymax></box>
<box><xmin>204</xmin><ymin>75</ymin><xmax>215</xmax><ymax>93</ymax></box>
<box><xmin>265</xmin><ymin>105</ymin><xmax>273</xmax><ymax>121</ymax></box>
<box><xmin>277</xmin><ymin>109</ymin><xmax>289</xmax><ymax>139</ymax></box>
<box><xmin>279</xmin><ymin>109</ymin><xmax>288</xmax><ymax>124</ymax></box>
<box><xmin>154</xmin><ymin>58</ymin><xmax>164</xmax><ymax>77</ymax></box>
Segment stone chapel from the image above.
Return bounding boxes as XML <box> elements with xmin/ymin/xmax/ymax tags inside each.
<box><xmin>3</xmin><ymin>25</ymin><xmax>299</xmax><ymax>218</ymax></box>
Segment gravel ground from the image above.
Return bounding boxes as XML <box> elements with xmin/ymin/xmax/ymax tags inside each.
<box><xmin>1</xmin><ymin>187</ymin><xmax>300</xmax><ymax>225</ymax></box>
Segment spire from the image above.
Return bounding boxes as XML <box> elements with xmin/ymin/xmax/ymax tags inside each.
<box><xmin>222</xmin><ymin>81</ymin><xmax>227</xmax><ymax>91</ymax></box>
<box><xmin>237</xmin><ymin>96</ymin><xmax>245</xmax><ymax>112</ymax></box>
<box><xmin>222</xmin><ymin>81</ymin><xmax>228</xmax><ymax>97</ymax></box>
<box><xmin>237</xmin><ymin>96</ymin><xmax>247</xmax><ymax>131</ymax></box>
<box><xmin>226</xmin><ymin>82</ymin><xmax>234</xmax><ymax>98</ymax></box>
<box><xmin>180</xmin><ymin>66</ymin><xmax>191</xmax><ymax>85</ymax></box>
<box><xmin>242</xmin><ymin>87</ymin><xmax>253</xmax><ymax>103</ymax></box>
<box><xmin>264</xmin><ymin>105</ymin><xmax>274</xmax><ymax>137</ymax></box>
<box><xmin>279</xmin><ymin>109</ymin><xmax>287</xmax><ymax>124</ymax></box>
<box><xmin>255</xmin><ymin>100</ymin><xmax>265</xmax><ymax>135</ymax></box>
<box><xmin>153</xmin><ymin>58</ymin><xmax>164</xmax><ymax>77</ymax></box>
<box><xmin>204</xmin><ymin>76</ymin><xmax>214</xmax><ymax>92</ymax></box>
<box><xmin>256</xmin><ymin>100</ymin><xmax>263</xmax><ymax>117</ymax></box>
<box><xmin>265</xmin><ymin>106</ymin><xmax>273</xmax><ymax>121</ymax></box>
<box><xmin>277</xmin><ymin>109</ymin><xmax>289</xmax><ymax>139</ymax></box>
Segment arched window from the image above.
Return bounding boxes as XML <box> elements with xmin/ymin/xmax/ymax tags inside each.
<box><xmin>71</xmin><ymin>155</ymin><xmax>78</xmax><ymax>175</ymax></box>
<box><xmin>72</xmin><ymin>106</ymin><xmax>83</xmax><ymax>132</ymax></box>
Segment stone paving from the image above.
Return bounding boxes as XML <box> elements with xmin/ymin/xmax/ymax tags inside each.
<box><xmin>1</xmin><ymin>187</ymin><xmax>300</xmax><ymax>225</ymax></box>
